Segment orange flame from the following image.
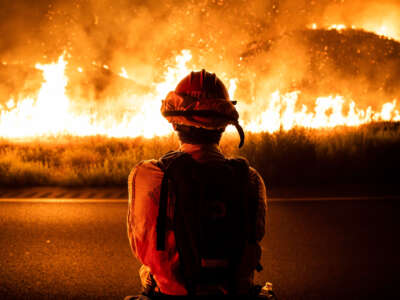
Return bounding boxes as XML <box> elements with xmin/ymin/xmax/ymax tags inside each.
<box><xmin>309</xmin><ymin>23</ymin><xmax>399</xmax><ymax>40</ymax></box>
<box><xmin>0</xmin><ymin>50</ymin><xmax>399</xmax><ymax>139</ymax></box>
<box><xmin>243</xmin><ymin>92</ymin><xmax>399</xmax><ymax>134</ymax></box>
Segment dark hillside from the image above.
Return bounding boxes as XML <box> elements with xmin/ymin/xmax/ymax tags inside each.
<box><xmin>240</xmin><ymin>29</ymin><xmax>400</xmax><ymax>109</ymax></box>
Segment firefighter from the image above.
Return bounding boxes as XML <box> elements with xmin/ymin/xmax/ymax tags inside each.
<box><xmin>126</xmin><ymin>70</ymin><xmax>267</xmax><ymax>298</ymax></box>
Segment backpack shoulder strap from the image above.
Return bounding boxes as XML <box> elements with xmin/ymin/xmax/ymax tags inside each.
<box><xmin>227</xmin><ymin>156</ymin><xmax>250</xmax><ymax>177</ymax></box>
<box><xmin>157</xmin><ymin>150</ymin><xmax>191</xmax><ymax>171</ymax></box>
<box><xmin>229</xmin><ymin>156</ymin><xmax>259</xmax><ymax>244</ymax></box>
<box><xmin>156</xmin><ymin>151</ymin><xmax>194</xmax><ymax>251</ymax></box>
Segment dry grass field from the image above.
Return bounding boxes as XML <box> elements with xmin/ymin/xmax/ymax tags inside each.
<box><xmin>1</xmin><ymin>122</ymin><xmax>399</xmax><ymax>189</ymax></box>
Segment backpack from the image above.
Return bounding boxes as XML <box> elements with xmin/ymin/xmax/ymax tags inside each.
<box><xmin>156</xmin><ymin>151</ymin><xmax>258</xmax><ymax>295</ymax></box>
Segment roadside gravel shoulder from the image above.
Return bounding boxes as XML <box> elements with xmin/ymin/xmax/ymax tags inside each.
<box><xmin>1</xmin><ymin>183</ymin><xmax>399</xmax><ymax>201</ymax></box>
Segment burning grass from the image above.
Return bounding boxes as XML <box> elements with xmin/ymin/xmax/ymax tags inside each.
<box><xmin>1</xmin><ymin>122</ymin><xmax>400</xmax><ymax>188</ymax></box>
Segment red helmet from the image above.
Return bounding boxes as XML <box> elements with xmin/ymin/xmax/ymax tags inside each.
<box><xmin>161</xmin><ymin>69</ymin><xmax>244</xmax><ymax>147</ymax></box>
<box><xmin>175</xmin><ymin>69</ymin><xmax>230</xmax><ymax>100</ymax></box>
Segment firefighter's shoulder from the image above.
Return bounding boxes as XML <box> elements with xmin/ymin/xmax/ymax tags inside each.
<box><xmin>248</xmin><ymin>166</ymin><xmax>265</xmax><ymax>185</ymax></box>
<box><xmin>128</xmin><ymin>159</ymin><xmax>164</xmax><ymax>189</ymax></box>
<box><xmin>131</xmin><ymin>159</ymin><xmax>161</xmax><ymax>173</ymax></box>
<box><xmin>248</xmin><ymin>166</ymin><xmax>267</xmax><ymax>201</ymax></box>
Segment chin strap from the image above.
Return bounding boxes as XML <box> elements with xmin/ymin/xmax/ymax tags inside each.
<box><xmin>233</xmin><ymin>121</ymin><xmax>245</xmax><ymax>148</ymax></box>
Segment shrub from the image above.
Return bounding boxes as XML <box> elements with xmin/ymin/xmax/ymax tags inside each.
<box><xmin>1</xmin><ymin>122</ymin><xmax>399</xmax><ymax>187</ymax></box>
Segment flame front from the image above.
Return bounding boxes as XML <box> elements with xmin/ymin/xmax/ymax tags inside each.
<box><xmin>0</xmin><ymin>52</ymin><xmax>189</xmax><ymax>139</ymax></box>
<box><xmin>244</xmin><ymin>92</ymin><xmax>399</xmax><ymax>134</ymax></box>
<box><xmin>0</xmin><ymin>55</ymin><xmax>71</xmax><ymax>137</ymax></box>
<box><xmin>1</xmin><ymin>49</ymin><xmax>399</xmax><ymax>139</ymax></box>
<box><xmin>309</xmin><ymin>23</ymin><xmax>399</xmax><ymax>40</ymax></box>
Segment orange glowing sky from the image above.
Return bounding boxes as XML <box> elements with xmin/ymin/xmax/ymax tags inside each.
<box><xmin>1</xmin><ymin>0</ymin><xmax>400</xmax><ymax>138</ymax></box>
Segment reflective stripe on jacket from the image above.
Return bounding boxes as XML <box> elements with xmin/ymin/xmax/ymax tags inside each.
<box><xmin>127</xmin><ymin>143</ymin><xmax>267</xmax><ymax>295</ymax></box>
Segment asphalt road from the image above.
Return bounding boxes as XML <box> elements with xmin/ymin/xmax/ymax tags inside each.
<box><xmin>0</xmin><ymin>199</ymin><xmax>399</xmax><ymax>299</ymax></box>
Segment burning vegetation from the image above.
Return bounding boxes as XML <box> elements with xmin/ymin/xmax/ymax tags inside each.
<box><xmin>1</xmin><ymin>123</ymin><xmax>400</xmax><ymax>190</ymax></box>
<box><xmin>1</xmin><ymin>0</ymin><xmax>400</xmax><ymax>188</ymax></box>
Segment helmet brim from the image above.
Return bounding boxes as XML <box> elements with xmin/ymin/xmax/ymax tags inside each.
<box><xmin>161</xmin><ymin>91</ymin><xmax>245</xmax><ymax>147</ymax></box>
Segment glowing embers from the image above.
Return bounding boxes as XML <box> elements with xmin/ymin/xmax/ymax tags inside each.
<box><xmin>244</xmin><ymin>91</ymin><xmax>400</xmax><ymax>134</ymax></box>
<box><xmin>328</xmin><ymin>24</ymin><xmax>347</xmax><ymax>31</ymax></box>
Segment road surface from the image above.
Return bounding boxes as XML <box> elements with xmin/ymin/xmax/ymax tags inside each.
<box><xmin>0</xmin><ymin>198</ymin><xmax>399</xmax><ymax>299</ymax></box>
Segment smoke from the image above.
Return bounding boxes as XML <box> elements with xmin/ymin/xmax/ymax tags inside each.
<box><xmin>237</xmin><ymin>0</ymin><xmax>400</xmax><ymax>111</ymax></box>
<box><xmin>0</xmin><ymin>0</ymin><xmax>400</xmax><ymax>115</ymax></box>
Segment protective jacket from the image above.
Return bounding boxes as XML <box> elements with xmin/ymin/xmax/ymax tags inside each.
<box><xmin>127</xmin><ymin>143</ymin><xmax>267</xmax><ymax>295</ymax></box>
